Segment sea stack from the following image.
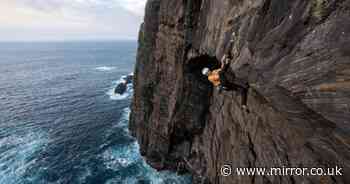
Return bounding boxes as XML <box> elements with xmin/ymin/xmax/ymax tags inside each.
<box><xmin>130</xmin><ymin>0</ymin><xmax>350</xmax><ymax>183</ymax></box>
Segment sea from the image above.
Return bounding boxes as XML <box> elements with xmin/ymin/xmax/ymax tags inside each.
<box><xmin>0</xmin><ymin>41</ymin><xmax>191</xmax><ymax>184</ymax></box>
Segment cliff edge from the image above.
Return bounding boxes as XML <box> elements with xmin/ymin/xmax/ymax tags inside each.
<box><xmin>130</xmin><ymin>0</ymin><xmax>350</xmax><ymax>183</ymax></box>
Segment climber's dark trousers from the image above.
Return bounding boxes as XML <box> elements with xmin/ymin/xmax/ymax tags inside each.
<box><xmin>219</xmin><ymin>71</ymin><xmax>248</xmax><ymax>106</ymax></box>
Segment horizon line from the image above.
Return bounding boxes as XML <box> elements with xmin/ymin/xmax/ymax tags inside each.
<box><xmin>0</xmin><ymin>38</ymin><xmax>138</xmax><ymax>43</ymax></box>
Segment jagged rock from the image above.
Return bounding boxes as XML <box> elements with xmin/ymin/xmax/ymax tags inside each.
<box><xmin>115</xmin><ymin>74</ymin><xmax>133</xmax><ymax>95</ymax></box>
<box><xmin>130</xmin><ymin>0</ymin><xmax>350</xmax><ymax>183</ymax></box>
<box><xmin>114</xmin><ymin>82</ymin><xmax>127</xmax><ymax>95</ymax></box>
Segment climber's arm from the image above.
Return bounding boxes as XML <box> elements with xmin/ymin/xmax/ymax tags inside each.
<box><xmin>220</xmin><ymin>55</ymin><xmax>227</xmax><ymax>69</ymax></box>
<box><xmin>220</xmin><ymin>55</ymin><xmax>231</xmax><ymax>73</ymax></box>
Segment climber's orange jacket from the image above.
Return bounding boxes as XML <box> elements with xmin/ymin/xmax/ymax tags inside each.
<box><xmin>208</xmin><ymin>68</ymin><xmax>222</xmax><ymax>86</ymax></box>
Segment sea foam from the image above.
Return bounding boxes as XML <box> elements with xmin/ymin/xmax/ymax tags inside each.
<box><xmin>102</xmin><ymin>106</ymin><xmax>191</xmax><ymax>184</ymax></box>
<box><xmin>95</xmin><ymin>66</ymin><xmax>116</xmax><ymax>71</ymax></box>
<box><xmin>0</xmin><ymin>132</ymin><xmax>48</xmax><ymax>184</ymax></box>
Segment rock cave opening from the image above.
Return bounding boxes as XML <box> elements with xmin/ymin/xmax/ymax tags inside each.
<box><xmin>185</xmin><ymin>54</ymin><xmax>220</xmax><ymax>82</ymax></box>
<box><xmin>170</xmin><ymin>54</ymin><xmax>220</xmax><ymax>141</ymax></box>
<box><xmin>168</xmin><ymin>54</ymin><xmax>222</xmax><ymax>164</ymax></box>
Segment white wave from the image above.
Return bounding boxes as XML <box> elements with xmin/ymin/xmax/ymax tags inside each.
<box><xmin>135</xmin><ymin>159</ymin><xmax>192</xmax><ymax>184</ymax></box>
<box><xmin>103</xmin><ymin>109</ymin><xmax>191</xmax><ymax>184</ymax></box>
<box><xmin>95</xmin><ymin>66</ymin><xmax>116</xmax><ymax>71</ymax></box>
<box><xmin>102</xmin><ymin>142</ymin><xmax>142</xmax><ymax>171</ymax></box>
<box><xmin>0</xmin><ymin>131</ymin><xmax>48</xmax><ymax>184</ymax></box>
<box><xmin>103</xmin><ymin>141</ymin><xmax>192</xmax><ymax>184</ymax></box>
<box><xmin>122</xmin><ymin>108</ymin><xmax>131</xmax><ymax>121</ymax></box>
<box><xmin>115</xmin><ymin>108</ymin><xmax>131</xmax><ymax>129</ymax></box>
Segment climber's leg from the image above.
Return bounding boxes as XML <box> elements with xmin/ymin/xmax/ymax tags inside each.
<box><xmin>219</xmin><ymin>71</ymin><xmax>229</xmax><ymax>88</ymax></box>
<box><xmin>219</xmin><ymin>69</ymin><xmax>235</xmax><ymax>91</ymax></box>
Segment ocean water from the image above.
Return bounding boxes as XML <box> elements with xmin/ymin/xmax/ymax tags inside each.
<box><xmin>0</xmin><ymin>41</ymin><xmax>191</xmax><ymax>184</ymax></box>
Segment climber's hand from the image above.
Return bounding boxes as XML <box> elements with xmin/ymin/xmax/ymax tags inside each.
<box><xmin>221</xmin><ymin>55</ymin><xmax>227</xmax><ymax>68</ymax></box>
<box><xmin>221</xmin><ymin>55</ymin><xmax>227</xmax><ymax>63</ymax></box>
<box><xmin>221</xmin><ymin>54</ymin><xmax>227</xmax><ymax>65</ymax></box>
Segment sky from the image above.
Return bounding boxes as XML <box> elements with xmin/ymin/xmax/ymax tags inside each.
<box><xmin>0</xmin><ymin>0</ymin><xmax>147</xmax><ymax>41</ymax></box>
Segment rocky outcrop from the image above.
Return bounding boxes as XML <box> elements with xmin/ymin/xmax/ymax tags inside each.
<box><xmin>114</xmin><ymin>75</ymin><xmax>133</xmax><ymax>95</ymax></box>
<box><xmin>115</xmin><ymin>83</ymin><xmax>127</xmax><ymax>95</ymax></box>
<box><xmin>130</xmin><ymin>0</ymin><xmax>350</xmax><ymax>183</ymax></box>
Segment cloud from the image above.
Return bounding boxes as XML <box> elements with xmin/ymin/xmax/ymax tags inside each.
<box><xmin>16</xmin><ymin>0</ymin><xmax>147</xmax><ymax>18</ymax></box>
<box><xmin>0</xmin><ymin>0</ymin><xmax>147</xmax><ymax>41</ymax></box>
<box><xmin>118</xmin><ymin>0</ymin><xmax>147</xmax><ymax>17</ymax></box>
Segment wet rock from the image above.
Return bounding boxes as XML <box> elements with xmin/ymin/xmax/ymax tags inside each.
<box><xmin>114</xmin><ymin>82</ymin><xmax>127</xmax><ymax>95</ymax></box>
<box><xmin>130</xmin><ymin>0</ymin><xmax>350</xmax><ymax>183</ymax></box>
<box><xmin>114</xmin><ymin>74</ymin><xmax>133</xmax><ymax>95</ymax></box>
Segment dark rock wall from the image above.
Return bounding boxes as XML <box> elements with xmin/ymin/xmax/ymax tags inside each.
<box><xmin>130</xmin><ymin>0</ymin><xmax>350</xmax><ymax>183</ymax></box>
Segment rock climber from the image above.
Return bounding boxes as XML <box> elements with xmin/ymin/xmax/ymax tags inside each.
<box><xmin>202</xmin><ymin>55</ymin><xmax>249</xmax><ymax>110</ymax></box>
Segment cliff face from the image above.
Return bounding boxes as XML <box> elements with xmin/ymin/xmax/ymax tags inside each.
<box><xmin>130</xmin><ymin>0</ymin><xmax>350</xmax><ymax>183</ymax></box>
